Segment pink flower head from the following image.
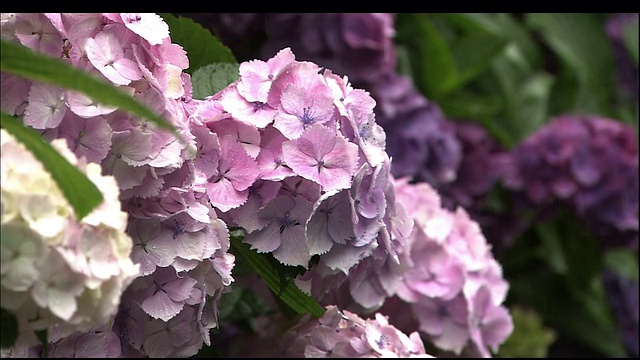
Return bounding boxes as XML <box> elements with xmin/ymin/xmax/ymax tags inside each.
<box><xmin>413</xmin><ymin>294</ymin><xmax>471</xmax><ymax>355</ymax></box>
<box><xmin>205</xmin><ymin>135</ymin><xmax>260</xmax><ymax>212</ymax></box>
<box><xmin>101</xmin><ymin>128</ymin><xmax>152</xmax><ymax>190</ymax></box>
<box><xmin>56</xmin><ymin>111</ymin><xmax>113</xmax><ymax>164</ymax></box>
<box><xmin>135</xmin><ymin>266</ymin><xmax>198</xmax><ymax>322</ymax></box>
<box><xmin>236</xmin><ymin>46</ymin><xmax>296</xmax><ymax>103</ymax></box>
<box><xmin>397</xmin><ymin>233</ymin><xmax>466</xmax><ymax>303</ymax></box>
<box><xmin>467</xmin><ymin>285</ymin><xmax>514</xmax><ymax>357</ymax></box>
<box><xmin>120</xmin><ymin>13</ymin><xmax>169</xmax><ymax>45</ymax></box>
<box><xmin>85</xmin><ymin>28</ymin><xmax>143</xmax><ymax>85</ymax></box>
<box><xmin>219</xmin><ymin>82</ymin><xmax>278</xmax><ymax>128</ymax></box>
<box><xmin>244</xmin><ymin>195</ymin><xmax>314</xmax><ymax>267</ymax></box>
<box><xmin>13</xmin><ymin>13</ymin><xmax>63</xmax><ymax>56</ymax></box>
<box><xmin>206</xmin><ymin>117</ymin><xmax>261</xmax><ymax>159</ymax></box>
<box><xmin>272</xmin><ymin>62</ymin><xmax>337</xmax><ymax>139</ymax></box>
<box><xmin>282</xmin><ymin>123</ymin><xmax>359</xmax><ymax>192</ymax></box>
<box><xmin>306</xmin><ymin>190</ymin><xmax>356</xmax><ymax>256</ymax></box>
<box><xmin>23</xmin><ymin>83</ymin><xmax>67</xmax><ymax>129</ymax></box>
<box><xmin>1</xmin><ymin>73</ymin><xmax>31</xmax><ymax>116</ymax></box>
<box><xmin>128</xmin><ymin>218</ymin><xmax>177</xmax><ymax>276</ymax></box>
<box><xmin>256</xmin><ymin>124</ymin><xmax>296</xmax><ymax>181</ymax></box>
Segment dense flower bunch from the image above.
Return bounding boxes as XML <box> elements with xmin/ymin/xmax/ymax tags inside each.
<box><xmin>204</xmin><ymin>46</ymin><xmax>413</xmax><ymax>309</ymax></box>
<box><xmin>379</xmin><ymin>178</ymin><xmax>513</xmax><ymax>357</ymax></box>
<box><xmin>1</xmin><ymin>13</ymin><xmax>233</xmax><ymax>357</ymax></box>
<box><xmin>236</xmin><ymin>305</ymin><xmax>434</xmax><ymax>357</ymax></box>
<box><xmin>199</xmin><ymin>13</ymin><xmax>464</xmax><ymax>192</ymax></box>
<box><xmin>0</xmin><ymin>129</ymin><xmax>139</xmax><ymax>350</ymax></box>
<box><xmin>503</xmin><ymin>114</ymin><xmax>639</xmax><ymax>250</ymax></box>
<box><xmin>1</xmin><ymin>12</ymin><xmax>515</xmax><ymax>358</ymax></box>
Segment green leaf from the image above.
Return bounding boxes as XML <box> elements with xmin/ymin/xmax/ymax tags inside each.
<box><xmin>509</xmin><ymin>271</ymin><xmax>626</xmax><ymax>357</ymax></box>
<box><xmin>229</xmin><ymin>230</ymin><xmax>325</xmax><ymax>318</ymax></box>
<box><xmin>450</xmin><ymin>34</ymin><xmax>508</xmax><ymax>91</ymax></box>
<box><xmin>0</xmin><ymin>308</ymin><xmax>18</xmax><ymax>349</ymax></box>
<box><xmin>160</xmin><ymin>13</ymin><xmax>236</xmax><ymax>74</ymax></box>
<box><xmin>604</xmin><ymin>248</ymin><xmax>639</xmax><ymax>283</ymax></box>
<box><xmin>1</xmin><ymin>113</ymin><xmax>103</xmax><ymax>220</ymax></box>
<box><xmin>622</xmin><ymin>17</ymin><xmax>639</xmax><ymax>65</ymax></box>
<box><xmin>217</xmin><ymin>284</ymin><xmax>274</xmax><ymax>324</ymax></box>
<box><xmin>396</xmin><ymin>14</ymin><xmax>457</xmax><ymax>99</ymax></box>
<box><xmin>526</xmin><ymin>13</ymin><xmax>616</xmax><ymax>116</ymax></box>
<box><xmin>191</xmin><ymin>62</ymin><xmax>240</xmax><ymax>100</ymax></box>
<box><xmin>0</xmin><ymin>39</ymin><xmax>178</xmax><ymax>138</ymax></box>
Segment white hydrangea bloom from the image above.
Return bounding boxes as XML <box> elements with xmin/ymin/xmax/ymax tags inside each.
<box><xmin>0</xmin><ymin>129</ymin><xmax>139</xmax><ymax>346</ymax></box>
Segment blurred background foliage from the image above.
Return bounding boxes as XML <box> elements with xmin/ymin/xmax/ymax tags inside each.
<box><xmin>173</xmin><ymin>13</ymin><xmax>638</xmax><ymax>358</ymax></box>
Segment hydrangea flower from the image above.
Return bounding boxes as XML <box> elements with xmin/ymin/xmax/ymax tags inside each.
<box><xmin>503</xmin><ymin>115</ymin><xmax>638</xmax><ymax>250</ymax></box>
<box><xmin>234</xmin><ymin>305</ymin><xmax>434</xmax><ymax>358</ymax></box>
<box><xmin>1</xmin><ymin>13</ymin><xmax>235</xmax><ymax>356</ymax></box>
<box><xmin>1</xmin><ymin>129</ymin><xmax>139</xmax><ymax>347</ymax></box>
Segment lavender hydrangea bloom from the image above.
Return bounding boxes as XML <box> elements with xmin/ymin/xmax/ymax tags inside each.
<box><xmin>370</xmin><ymin>72</ymin><xmax>463</xmax><ymax>187</ymax></box>
<box><xmin>437</xmin><ymin>120</ymin><xmax>512</xmax><ymax>211</ymax></box>
<box><xmin>503</xmin><ymin>115</ymin><xmax>639</xmax><ymax>249</ymax></box>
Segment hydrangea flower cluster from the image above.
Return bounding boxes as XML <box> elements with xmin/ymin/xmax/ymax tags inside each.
<box><xmin>2</xmin><ymin>13</ymin><xmax>234</xmax><ymax>357</ymax></box>
<box><xmin>195</xmin><ymin>46</ymin><xmax>413</xmax><ymax>307</ymax></box>
<box><xmin>370</xmin><ymin>72</ymin><xmax>462</xmax><ymax>188</ymax></box>
<box><xmin>380</xmin><ymin>178</ymin><xmax>513</xmax><ymax>357</ymax></box>
<box><xmin>0</xmin><ymin>129</ymin><xmax>139</xmax><ymax>349</ymax></box>
<box><xmin>502</xmin><ymin>115</ymin><xmax>639</xmax><ymax>250</ymax></box>
<box><xmin>1</xmin><ymin>12</ymin><xmax>515</xmax><ymax>358</ymax></box>
<box><xmin>197</xmin><ymin>13</ymin><xmax>464</xmax><ymax>191</ymax></box>
<box><xmin>238</xmin><ymin>305</ymin><xmax>434</xmax><ymax>358</ymax></box>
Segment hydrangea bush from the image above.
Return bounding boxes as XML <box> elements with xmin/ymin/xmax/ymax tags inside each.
<box><xmin>0</xmin><ymin>12</ymin><xmax>516</xmax><ymax>358</ymax></box>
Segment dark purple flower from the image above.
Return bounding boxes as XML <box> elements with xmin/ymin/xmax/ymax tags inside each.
<box><xmin>504</xmin><ymin>115</ymin><xmax>639</xmax><ymax>250</ymax></box>
<box><xmin>605</xmin><ymin>13</ymin><xmax>639</xmax><ymax>101</ymax></box>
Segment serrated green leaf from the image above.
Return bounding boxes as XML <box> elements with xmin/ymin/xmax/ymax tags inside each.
<box><xmin>622</xmin><ymin>17</ymin><xmax>639</xmax><ymax>65</ymax></box>
<box><xmin>191</xmin><ymin>62</ymin><xmax>240</xmax><ymax>100</ymax></box>
<box><xmin>229</xmin><ymin>231</ymin><xmax>325</xmax><ymax>318</ymax></box>
<box><xmin>0</xmin><ymin>308</ymin><xmax>18</xmax><ymax>349</ymax></box>
<box><xmin>160</xmin><ymin>13</ymin><xmax>236</xmax><ymax>74</ymax></box>
<box><xmin>1</xmin><ymin>113</ymin><xmax>103</xmax><ymax>220</ymax></box>
<box><xmin>0</xmin><ymin>39</ymin><xmax>178</xmax><ymax>138</ymax></box>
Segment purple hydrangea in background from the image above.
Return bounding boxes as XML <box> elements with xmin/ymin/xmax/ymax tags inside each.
<box><xmin>503</xmin><ymin>114</ymin><xmax>639</xmax><ymax>250</ymax></box>
<box><xmin>369</xmin><ymin>71</ymin><xmax>463</xmax><ymax>188</ymax></box>
<box><xmin>602</xmin><ymin>269</ymin><xmax>639</xmax><ymax>358</ymax></box>
<box><xmin>605</xmin><ymin>13</ymin><xmax>639</xmax><ymax>102</ymax></box>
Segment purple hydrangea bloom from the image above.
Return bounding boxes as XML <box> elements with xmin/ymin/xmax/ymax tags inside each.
<box><xmin>370</xmin><ymin>72</ymin><xmax>463</xmax><ymax>188</ymax></box>
<box><xmin>503</xmin><ymin>115</ymin><xmax>639</xmax><ymax>249</ymax></box>
<box><xmin>605</xmin><ymin>13</ymin><xmax>639</xmax><ymax>101</ymax></box>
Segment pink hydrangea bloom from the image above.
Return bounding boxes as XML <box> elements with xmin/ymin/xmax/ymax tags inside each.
<box><xmin>282</xmin><ymin>123</ymin><xmax>359</xmax><ymax>192</ymax></box>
